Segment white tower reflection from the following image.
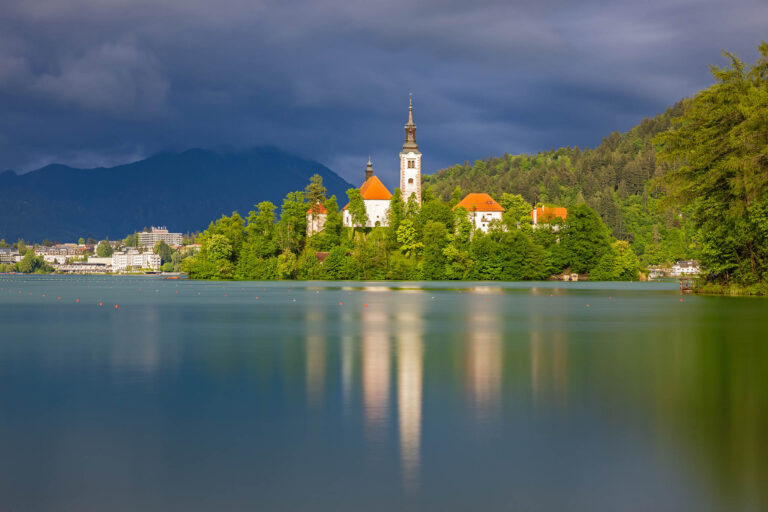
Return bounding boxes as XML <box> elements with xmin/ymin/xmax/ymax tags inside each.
<box><xmin>396</xmin><ymin>298</ymin><xmax>423</xmax><ymax>491</ymax></box>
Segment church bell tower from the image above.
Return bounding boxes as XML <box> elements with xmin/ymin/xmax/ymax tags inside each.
<box><xmin>399</xmin><ymin>94</ymin><xmax>421</xmax><ymax>204</ymax></box>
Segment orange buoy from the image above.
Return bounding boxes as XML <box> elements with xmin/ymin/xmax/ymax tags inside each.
<box><xmin>680</xmin><ymin>298</ymin><xmax>684</xmax><ymax>302</ymax></box>
<box><xmin>57</xmin><ymin>297</ymin><xmax>61</xmax><ymax>300</ymax></box>
<box><xmin>75</xmin><ymin>299</ymin><xmax>80</xmax><ymax>303</ymax></box>
<box><xmin>114</xmin><ymin>304</ymin><xmax>119</xmax><ymax>309</ymax></box>
<box><xmin>364</xmin><ymin>304</ymin><xmax>368</xmax><ymax>307</ymax></box>
<box><xmin>339</xmin><ymin>302</ymin><xmax>343</xmax><ymax>306</ymax></box>
<box><xmin>586</xmin><ymin>304</ymin><xmax>590</xmax><ymax>307</ymax></box>
<box><xmin>98</xmin><ymin>302</ymin><xmax>103</xmax><ymax>307</ymax></box>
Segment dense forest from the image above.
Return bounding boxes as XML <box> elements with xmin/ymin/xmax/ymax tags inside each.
<box><xmin>424</xmin><ymin>101</ymin><xmax>694</xmax><ymax>266</ymax></box>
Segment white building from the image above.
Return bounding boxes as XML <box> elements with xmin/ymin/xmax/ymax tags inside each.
<box><xmin>453</xmin><ymin>193</ymin><xmax>505</xmax><ymax>233</ymax></box>
<box><xmin>306</xmin><ymin>202</ymin><xmax>328</xmax><ymax>236</ymax></box>
<box><xmin>343</xmin><ymin>158</ymin><xmax>393</xmax><ymax>228</ymax></box>
<box><xmin>111</xmin><ymin>249</ymin><xmax>161</xmax><ymax>271</ymax></box>
<box><xmin>670</xmin><ymin>260</ymin><xmax>700</xmax><ymax>276</ymax></box>
<box><xmin>0</xmin><ymin>247</ymin><xmax>22</xmax><ymax>263</ymax></box>
<box><xmin>138</xmin><ymin>227</ymin><xmax>183</xmax><ymax>248</ymax></box>
<box><xmin>400</xmin><ymin>94</ymin><xmax>422</xmax><ymax>205</ymax></box>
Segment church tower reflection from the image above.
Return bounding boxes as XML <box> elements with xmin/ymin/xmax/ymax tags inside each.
<box><xmin>396</xmin><ymin>299</ymin><xmax>423</xmax><ymax>490</ymax></box>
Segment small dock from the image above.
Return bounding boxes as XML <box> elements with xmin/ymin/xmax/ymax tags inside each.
<box><xmin>680</xmin><ymin>277</ymin><xmax>695</xmax><ymax>294</ymax></box>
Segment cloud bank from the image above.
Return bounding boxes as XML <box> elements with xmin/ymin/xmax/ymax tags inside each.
<box><xmin>0</xmin><ymin>0</ymin><xmax>766</xmax><ymax>184</ymax></box>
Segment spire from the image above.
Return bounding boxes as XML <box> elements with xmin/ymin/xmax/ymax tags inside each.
<box><xmin>403</xmin><ymin>93</ymin><xmax>419</xmax><ymax>152</ymax></box>
<box><xmin>365</xmin><ymin>156</ymin><xmax>374</xmax><ymax>180</ymax></box>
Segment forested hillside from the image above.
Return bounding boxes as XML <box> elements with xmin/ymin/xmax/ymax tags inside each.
<box><xmin>424</xmin><ymin>101</ymin><xmax>693</xmax><ymax>265</ymax></box>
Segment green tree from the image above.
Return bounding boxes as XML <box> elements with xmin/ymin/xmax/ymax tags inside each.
<box><xmin>421</xmin><ymin>221</ymin><xmax>449</xmax><ymax>279</ymax></box>
<box><xmin>591</xmin><ymin>241</ymin><xmax>640</xmax><ymax>281</ymax></box>
<box><xmin>500</xmin><ymin>193</ymin><xmax>532</xmax><ymax>228</ymax></box>
<box><xmin>154</xmin><ymin>240</ymin><xmax>172</xmax><ymax>263</ymax></box>
<box><xmin>656</xmin><ymin>42</ymin><xmax>768</xmax><ymax>285</ymax></box>
<box><xmin>387</xmin><ymin>188</ymin><xmax>405</xmax><ymax>243</ymax></box>
<box><xmin>78</xmin><ymin>237</ymin><xmax>85</xmax><ymax>245</ymax></box>
<box><xmin>561</xmin><ymin>204</ymin><xmax>612</xmax><ymax>274</ymax></box>
<box><xmin>278</xmin><ymin>192</ymin><xmax>307</xmax><ymax>253</ymax></box>
<box><xmin>345</xmin><ymin>188</ymin><xmax>368</xmax><ymax>229</ymax></box>
<box><xmin>397</xmin><ymin>219</ymin><xmax>423</xmax><ymax>257</ymax></box>
<box><xmin>96</xmin><ymin>240</ymin><xmax>114</xmax><ymax>257</ymax></box>
<box><xmin>304</xmin><ymin>174</ymin><xmax>327</xmax><ymax>208</ymax></box>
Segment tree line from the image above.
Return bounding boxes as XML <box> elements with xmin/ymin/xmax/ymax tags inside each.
<box><xmin>182</xmin><ymin>174</ymin><xmax>639</xmax><ymax>281</ymax></box>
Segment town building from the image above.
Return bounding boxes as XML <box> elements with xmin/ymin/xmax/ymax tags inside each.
<box><xmin>531</xmin><ymin>206</ymin><xmax>568</xmax><ymax>228</ymax></box>
<box><xmin>111</xmin><ymin>249</ymin><xmax>161</xmax><ymax>271</ymax></box>
<box><xmin>0</xmin><ymin>247</ymin><xmax>22</xmax><ymax>264</ymax></box>
<box><xmin>343</xmin><ymin>158</ymin><xmax>393</xmax><ymax>228</ymax></box>
<box><xmin>670</xmin><ymin>260</ymin><xmax>700</xmax><ymax>276</ymax></box>
<box><xmin>453</xmin><ymin>193</ymin><xmax>505</xmax><ymax>233</ymax></box>
<box><xmin>306</xmin><ymin>202</ymin><xmax>327</xmax><ymax>236</ymax></box>
<box><xmin>138</xmin><ymin>227</ymin><xmax>183</xmax><ymax>248</ymax></box>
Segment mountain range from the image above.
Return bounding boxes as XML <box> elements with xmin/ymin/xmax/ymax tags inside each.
<box><xmin>0</xmin><ymin>147</ymin><xmax>352</xmax><ymax>242</ymax></box>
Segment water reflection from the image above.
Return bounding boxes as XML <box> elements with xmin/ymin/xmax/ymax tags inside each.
<box><xmin>362</xmin><ymin>309</ymin><xmax>390</xmax><ymax>443</ymax></box>
<box><xmin>396</xmin><ymin>302</ymin><xmax>423</xmax><ymax>490</ymax></box>
<box><xmin>465</xmin><ymin>296</ymin><xmax>503</xmax><ymax>426</ymax></box>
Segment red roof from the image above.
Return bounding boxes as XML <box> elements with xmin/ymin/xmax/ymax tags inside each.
<box><xmin>453</xmin><ymin>193</ymin><xmax>505</xmax><ymax>212</ymax></box>
<box><xmin>343</xmin><ymin>175</ymin><xmax>392</xmax><ymax>209</ymax></box>
<box><xmin>360</xmin><ymin>175</ymin><xmax>392</xmax><ymax>200</ymax></box>
<box><xmin>306</xmin><ymin>202</ymin><xmax>327</xmax><ymax>214</ymax></box>
<box><xmin>531</xmin><ymin>206</ymin><xmax>567</xmax><ymax>222</ymax></box>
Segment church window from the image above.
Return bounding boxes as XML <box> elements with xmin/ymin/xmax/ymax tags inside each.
<box><xmin>408</xmin><ymin>160</ymin><xmax>415</xmax><ymax>168</ymax></box>
<box><xmin>408</xmin><ymin>178</ymin><xmax>414</xmax><ymax>184</ymax></box>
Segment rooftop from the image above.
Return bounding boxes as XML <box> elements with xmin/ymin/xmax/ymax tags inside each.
<box><xmin>453</xmin><ymin>193</ymin><xmax>505</xmax><ymax>212</ymax></box>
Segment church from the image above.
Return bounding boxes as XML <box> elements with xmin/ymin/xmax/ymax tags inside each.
<box><xmin>341</xmin><ymin>97</ymin><xmax>423</xmax><ymax>228</ymax></box>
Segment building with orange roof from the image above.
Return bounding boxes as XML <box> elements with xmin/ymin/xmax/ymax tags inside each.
<box><xmin>530</xmin><ymin>205</ymin><xmax>567</xmax><ymax>228</ymax></box>
<box><xmin>453</xmin><ymin>193</ymin><xmax>505</xmax><ymax>233</ymax></box>
<box><xmin>306</xmin><ymin>202</ymin><xmax>328</xmax><ymax>236</ymax></box>
<box><xmin>343</xmin><ymin>157</ymin><xmax>393</xmax><ymax>228</ymax></box>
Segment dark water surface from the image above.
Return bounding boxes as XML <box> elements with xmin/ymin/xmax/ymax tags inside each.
<box><xmin>1</xmin><ymin>276</ymin><xmax>767</xmax><ymax>511</ymax></box>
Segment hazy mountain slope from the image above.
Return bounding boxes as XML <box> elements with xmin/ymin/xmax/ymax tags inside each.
<box><xmin>0</xmin><ymin>147</ymin><xmax>351</xmax><ymax>242</ymax></box>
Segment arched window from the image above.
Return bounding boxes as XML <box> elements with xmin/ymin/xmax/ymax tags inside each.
<box><xmin>408</xmin><ymin>178</ymin><xmax>414</xmax><ymax>184</ymax></box>
<box><xmin>408</xmin><ymin>160</ymin><xmax>415</xmax><ymax>168</ymax></box>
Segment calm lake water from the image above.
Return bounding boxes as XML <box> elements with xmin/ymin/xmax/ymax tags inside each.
<box><xmin>1</xmin><ymin>276</ymin><xmax>767</xmax><ymax>511</ymax></box>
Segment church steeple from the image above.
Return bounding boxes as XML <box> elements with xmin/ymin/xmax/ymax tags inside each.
<box><xmin>365</xmin><ymin>155</ymin><xmax>374</xmax><ymax>180</ymax></box>
<box><xmin>403</xmin><ymin>93</ymin><xmax>419</xmax><ymax>152</ymax></box>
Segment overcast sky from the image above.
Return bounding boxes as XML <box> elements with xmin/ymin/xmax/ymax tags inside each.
<box><xmin>0</xmin><ymin>0</ymin><xmax>766</xmax><ymax>185</ymax></box>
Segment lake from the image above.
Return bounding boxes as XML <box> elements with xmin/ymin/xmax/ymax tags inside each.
<box><xmin>1</xmin><ymin>275</ymin><xmax>767</xmax><ymax>511</ymax></box>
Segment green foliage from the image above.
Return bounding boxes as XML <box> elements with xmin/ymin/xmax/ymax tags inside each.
<box><xmin>500</xmin><ymin>193</ymin><xmax>531</xmax><ymax>227</ymax></box>
<box><xmin>656</xmin><ymin>42</ymin><xmax>768</xmax><ymax>285</ymax></box>
<box><xmin>96</xmin><ymin>240</ymin><xmax>113</xmax><ymax>257</ymax></box>
<box><xmin>591</xmin><ymin>241</ymin><xmax>640</xmax><ymax>281</ymax></box>
<box><xmin>154</xmin><ymin>240</ymin><xmax>172</xmax><ymax>263</ymax></box>
<box><xmin>78</xmin><ymin>237</ymin><xmax>85</xmax><ymax>245</ymax></box>
<box><xmin>346</xmin><ymin>188</ymin><xmax>368</xmax><ymax>228</ymax></box>
<box><xmin>561</xmin><ymin>204</ymin><xmax>612</xmax><ymax>274</ymax></box>
<box><xmin>396</xmin><ymin>219</ymin><xmax>423</xmax><ymax>257</ymax></box>
<box><xmin>17</xmin><ymin>253</ymin><xmax>52</xmax><ymax>274</ymax></box>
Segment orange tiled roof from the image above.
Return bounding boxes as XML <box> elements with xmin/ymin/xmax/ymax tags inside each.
<box><xmin>360</xmin><ymin>175</ymin><xmax>392</xmax><ymax>200</ymax></box>
<box><xmin>306</xmin><ymin>202</ymin><xmax>327</xmax><ymax>214</ymax></box>
<box><xmin>453</xmin><ymin>193</ymin><xmax>505</xmax><ymax>212</ymax></box>
<box><xmin>530</xmin><ymin>206</ymin><xmax>567</xmax><ymax>222</ymax></box>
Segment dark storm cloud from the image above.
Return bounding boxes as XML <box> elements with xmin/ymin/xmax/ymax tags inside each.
<box><xmin>0</xmin><ymin>0</ymin><xmax>766</xmax><ymax>184</ymax></box>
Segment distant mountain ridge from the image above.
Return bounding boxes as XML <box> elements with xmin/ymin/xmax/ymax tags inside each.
<box><xmin>0</xmin><ymin>147</ymin><xmax>352</xmax><ymax>242</ymax></box>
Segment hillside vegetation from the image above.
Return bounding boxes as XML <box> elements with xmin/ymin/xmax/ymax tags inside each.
<box><xmin>424</xmin><ymin>101</ymin><xmax>693</xmax><ymax>266</ymax></box>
